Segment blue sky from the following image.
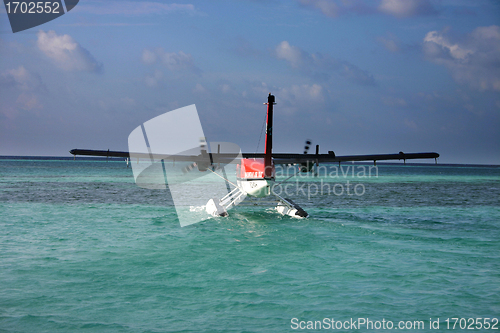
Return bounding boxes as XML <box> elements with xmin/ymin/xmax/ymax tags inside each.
<box><xmin>1</xmin><ymin>0</ymin><xmax>499</xmax><ymax>164</ymax></box>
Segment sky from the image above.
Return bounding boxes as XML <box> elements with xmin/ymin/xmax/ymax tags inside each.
<box><xmin>0</xmin><ymin>0</ymin><xmax>499</xmax><ymax>164</ymax></box>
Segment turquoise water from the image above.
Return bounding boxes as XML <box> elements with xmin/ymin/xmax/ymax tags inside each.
<box><xmin>1</xmin><ymin>159</ymin><xmax>499</xmax><ymax>332</ymax></box>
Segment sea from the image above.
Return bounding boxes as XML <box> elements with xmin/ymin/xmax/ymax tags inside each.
<box><xmin>0</xmin><ymin>157</ymin><xmax>499</xmax><ymax>332</ymax></box>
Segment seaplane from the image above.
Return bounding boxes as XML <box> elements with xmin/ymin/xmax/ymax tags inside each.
<box><xmin>70</xmin><ymin>93</ymin><xmax>439</xmax><ymax>223</ymax></box>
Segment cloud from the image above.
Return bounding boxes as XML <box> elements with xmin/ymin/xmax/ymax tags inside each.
<box><xmin>0</xmin><ymin>66</ymin><xmax>43</xmax><ymax>91</ymax></box>
<box><xmin>403</xmin><ymin>118</ymin><xmax>417</xmax><ymax>129</ymax></box>
<box><xmin>381</xmin><ymin>96</ymin><xmax>407</xmax><ymax>107</ymax></box>
<box><xmin>161</xmin><ymin>51</ymin><xmax>197</xmax><ymax>72</ymax></box>
<box><xmin>298</xmin><ymin>0</ymin><xmax>376</xmax><ymax>17</ymax></box>
<box><xmin>298</xmin><ymin>0</ymin><xmax>436</xmax><ymax>18</ymax></box>
<box><xmin>250</xmin><ymin>82</ymin><xmax>326</xmax><ymax>115</ymax></box>
<box><xmin>377</xmin><ymin>33</ymin><xmax>419</xmax><ymax>54</ymax></box>
<box><xmin>299</xmin><ymin>0</ymin><xmax>340</xmax><ymax>18</ymax></box>
<box><xmin>15</xmin><ymin>93</ymin><xmax>43</xmax><ymax>111</ymax></box>
<box><xmin>424</xmin><ymin>30</ymin><xmax>473</xmax><ymax>60</ymax></box>
<box><xmin>377</xmin><ymin>36</ymin><xmax>400</xmax><ymax>53</ymax></box>
<box><xmin>141</xmin><ymin>48</ymin><xmax>201</xmax><ymax>86</ymax></box>
<box><xmin>193</xmin><ymin>83</ymin><xmax>207</xmax><ymax>94</ymax></box>
<box><xmin>95</xmin><ymin>96</ymin><xmax>137</xmax><ymax>112</ymax></box>
<box><xmin>144</xmin><ymin>69</ymin><xmax>163</xmax><ymax>87</ymax></box>
<box><xmin>423</xmin><ymin>26</ymin><xmax>500</xmax><ymax>91</ymax></box>
<box><xmin>141</xmin><ymin>48</ymin><xmax>201</xmax><ymax>74</ymax></box>
<box><xmin>258</xmin><ymin>81</ymin><xmax>324</xmax><ymax>101</ymax></box>
<box><xmin>378</xmin><ymin>0</ymin><xmax>438</xmax><ymax>17</ymax></box>
<box><xmin>275</xmin><ymin>41</ymin><xmax>376</xmax><ymax>86</ymax></box>
<box><xmin>0</xmin><ymin>66</ymin><xmax>45</xmax><ymax>119</ymax></box>
<box><xmin>232</xmin><ymin>37</ymin><xmax>262</xmax><ymax>58</ymax></box>
<box><xmin>340</xmin><ymin>62</ymin><xmax>376</xmax><ymax>86</ymax></box>
<box><xmin>284</xmin><ymin>83</ymin><xmax>324</xmax><ymax>103</ymax></box>
<box><xmin>36</xmin><ymin>30</ymin><xmax>103</xmax><ymax>73</ymax></box>
<box><xmin>275</xmin><ymin>41</ymin><xmax>305</xmax><ymax>68</ymax></box>
<box><xmin>75</xmin><ymin>1</ymin><xmax>195</xmax><ymax>15</ymax></box>
<box><xmin>141</xmin><ymin>49</ymin><xmax>157</xmax><ymax>64</ymax></box>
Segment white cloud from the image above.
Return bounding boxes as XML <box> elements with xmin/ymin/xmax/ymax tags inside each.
<box><xmin>339</xmin><ymin>62</ymin><xmax>375</xmax><ymax>86</ymax></box>
<box><xmin>248</xmin><ymin>81</ymin><xmax>326</xmax><ymax>115</ymax></box>
<box><xmin>0</xmin><ymin>67</ymin><xmax>44</xmax><ymax>118</ymax></box>
<box><xmin>293</xmin><ymin>83</ymin><xmax>324</xmax><ymax>101</ymax></box>
<box><xmin>141</xmin><ymin>49</ymin><xmax>157</xmax><ymax>65</ymax></box>
<box><xmin>378</xmin><ymin>0</ymin><xmax>437</xmax><ymax>18</ymax></box>
<box><xmin>16</xmin><ymin>93</ymin><xmax>43</xmax><ymax>111</ymax></box>
<box><xmin>299</xmin><ymin>0</ymin><xmax>339</xmax><ymax>18</ymax></box>
<box><xmin>161</xmin><ymin>51</ymin><xmax>196</xmax><ymax>71</ymax></box>
<box><xmin>0</xmin><ymin>66</ymin><xmax>43</xmax><ymax>91</ymax></box>
<box><xmin>275</xmin><ymin>41</ymin><xmax>376</xmax><ymax>86</ymax></box>
<box><xmin>36</xmin><ymin>30</ymin><xmax>102</xmax><ymax>73</ymax></box>
<box><xmin>403</xmin><ymin>118</ymin><xmax>417</xmax><ymax>129</ymax></box>
<box><xmin>75</xmin><ymin>1</ymin><xmax>195</xmax><ymax>15</ymax></box>
<box><xmin>193</xmin><ymin>83</ymin><xmax>207</xmax><ymax>94</ymax></box>
<box><xmin>377</xmin><ymin>33</ymin><xmax>419</xmax><ymax>54</ymax></box>
<box><xmin>233</xmin><ymin>37</ymin><xmax>261</xmax><ymax>58</ymax></box>
<box><xmin>424</xmin><ymin>31</ymin><xmax>473</xmax><ymax>60</ymax></box>
<box><xmin>279</xmin><ymin>84</ymin><xmax>325</xmax><ymax>105</ymax></box>
<box><xmin>298</xmin><ymin>0</ymin><xmax>436</xmax><ymax>18</ymax></box>
<box><xmin>141</xmin><ymin>49</ymin><xmax>201</xmax><ymax>88</ymax></box>
<box><xmin>144</xmin><ymin>69</ymin><xmax>163</xmax><ymax>87</ymax></box>
<box><xmin>377</xmin><ymin>36</ymin><xmax>400</xmax><ymax>53</ymax></box>
<box><xmin>298</xmin><ymin>0</ymin><xmax>377</xmax><ymax>17</ymax></box>
<box><xmin>95</xmin><ymin>96</ymin><xmax>138</xmax><ymax>112</ymax></box>
<box><xmin>423</xmin><ymin>26</ymin><xmax>500</xmax><ymax>91</ymax></box>
<box><xmin>141</xmin><ymin>48</ymin><xmax>201</xmax><ymax>74</ymax></box>
<box><xmin>121</xmin><ymin>97</ymin><xmax>136</xmax><ymax>107</ymax></box>
<box><xmin>275</xmin><ymin>41</ymin><xmax>305</xmax><ymax>68</ymax></box>
<box><xmin>382</xmin><ymin>96</ymin><xmax>407</xmax><ymax>107</ymax></box>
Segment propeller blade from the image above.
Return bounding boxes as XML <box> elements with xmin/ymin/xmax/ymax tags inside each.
<box><xmin>300</xmin><ymin>139</ymin><xmax>314</xmax><ymax>172</ymax></box>
<box><xmin>182</xmin><ymin>162</ymin><xmax>198</xmax><ymax>174</ymax></box>
<box><xmin>303</xmin><ymin>140</ymin><xmax>312</xmax><ymax>154</ymax></box>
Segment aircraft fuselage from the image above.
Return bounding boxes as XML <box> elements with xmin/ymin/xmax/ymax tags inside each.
<box><xmin>236</xmin><ymin>158</ymin><xmax>275</xmax><ymax>197</ymax></box>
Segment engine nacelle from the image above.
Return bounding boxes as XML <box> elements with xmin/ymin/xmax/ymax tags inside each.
<box><xmin>299</xmin><ymin>161</ymin><xmax>315</xmax><ymax>173</ymax></box>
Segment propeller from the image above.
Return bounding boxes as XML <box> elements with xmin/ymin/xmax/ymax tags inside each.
<box><xmin>181</xmin><ymin>139</ymin><xmax>233</xmax><ymax>174</ymax></box>
<box><xmin>182</xmin><ymin>162</ymin><xmax>198</xmax><ymax>174</ymax></box>
<box><xmin>303</xmin><ymin>140</ymin><xmax>312</xmax><ymax>154</ymax></box>
<box><xmin>182</xmin><ymin>137</ymin><xmax>209</xmax><ymax>174</ymax></box>
<box><xmin>299</xmin><ymin>139</ymin><xmax>315</xmax><ymax>173</ymax></box>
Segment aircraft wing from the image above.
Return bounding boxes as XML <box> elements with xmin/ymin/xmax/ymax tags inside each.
<box><xmin>70</xmin><ymin>149</ymin><xmax>130</xmax><ymax>158</ymax></box>
<box><xmin>242</xmin><ymin>152</ymin><xmax>439</xmax><ymax>164</ymax></box>
<box><xmin>69</xmin><ymin>149</ymin><xmax>206</xmax><ymax>162</ymax></box>
<box><xmin>70</xmin><ymin>149</ymin><xmax>439</xmax><ymax>164</ymax></box>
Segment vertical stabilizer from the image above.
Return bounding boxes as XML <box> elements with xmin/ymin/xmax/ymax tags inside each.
<box><xmin>264</xmin><ymin>93</ymin><xmax>275</xmax><ymax>178</ymax></box>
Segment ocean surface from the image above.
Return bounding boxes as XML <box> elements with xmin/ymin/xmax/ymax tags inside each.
<box><xmin>1</xmin><ymin>158</ymin><xmax>499</xmax><ymax>332</ymax></box>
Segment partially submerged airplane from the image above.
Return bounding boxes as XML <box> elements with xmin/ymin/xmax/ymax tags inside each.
<box><xmin>70</xmin><ymin>93</ymin><xmax>439</xmax><ymax>219</ymax></box>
